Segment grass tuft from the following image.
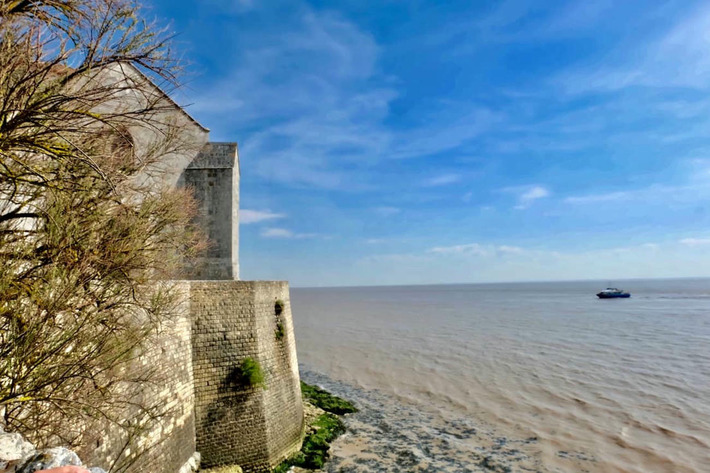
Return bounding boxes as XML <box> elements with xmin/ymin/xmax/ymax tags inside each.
<box><xmin>240</xmin><ymin>357</ymin><xmax>264</xmax><ymax>388</ymax></box>
<box><xmin>275</xmin><ymin>322</ymin><xmax>285</xmax><ymax>341</ymax></box>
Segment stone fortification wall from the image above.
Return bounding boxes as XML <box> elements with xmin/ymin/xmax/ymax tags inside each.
<box><xmin>79</xmin><ymin>283</ymin><xmax>198</xmax><ymax>473</ymax></box>
<box><xmin>190</xmin><ymin>281</ymin><xmax>303</xmax><ymax>472</ymax></box>
<box><xmin>7</xmin><ymin>280</ymin><xmax>303</xmax><ymax>473</ymax></box>
<box><xmin>183</xmin><ymin>143</ymin><xmax>240</xmax><ymax>280</ymax></box>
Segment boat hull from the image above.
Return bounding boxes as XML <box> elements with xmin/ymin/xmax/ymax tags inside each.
<box><xmin>596</xmin><ymin>293</ymin><xmax>630</xmax><ymax>299</ymax></box>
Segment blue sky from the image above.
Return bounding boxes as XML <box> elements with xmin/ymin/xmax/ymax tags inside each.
<box><xmin>152</xmin><ymin>0</ymin><xmax>710</xmax><ymax>286</ymax></box>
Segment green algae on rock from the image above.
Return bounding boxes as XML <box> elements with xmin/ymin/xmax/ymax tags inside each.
<box><xmin>300</xmin><ymin>382</ymin><xmax>357</xmax><ymax>415</ymax></box>
<box><xmin>273</xmin><ymin>412</ymin><xmax>345</xmax><ymax>472</ymax></box>
<box><xmin>273</xmin><ymin>382</ymin><xmax>356</xmax><ymax>472</ymax></box>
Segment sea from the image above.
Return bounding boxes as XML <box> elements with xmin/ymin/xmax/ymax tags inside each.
<box><xmin>291</xmin><ymin>278</ymin><xmax>710</xmax><ymax>473</ymax></box>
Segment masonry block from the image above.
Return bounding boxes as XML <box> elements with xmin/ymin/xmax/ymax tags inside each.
<box><xmin>190</xmin><ymin>281</ymin><xmax>304</xmax><ymax>472</ymax></box>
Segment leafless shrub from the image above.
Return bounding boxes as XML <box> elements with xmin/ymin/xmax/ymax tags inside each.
<box><xmin>0</xmin><ymin>0</ymin><xmax>205</xmax><ymax>469</ymax></box>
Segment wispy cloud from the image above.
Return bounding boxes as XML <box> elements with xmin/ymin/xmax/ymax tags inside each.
<box><xmin>189</xmin><ymin>4</ymin><xmax>504</xmax><ymax>189</ymax></box>
<box><xmin>501</xmin><ymin>185</ymin><xmax>551</xmax><ymax>209</ymax></box>
<box><xmin>517</xmin><ymin>186</ymin><xmax>550</xmax><ymax>208</ymax></box>
<box><xmin>680</xmin><ymin>238</ymin><xmax>710</xmax><ymax>246</ymax></box>
<box><xmin>240</xmin><ymin>209</ymin><xmax>285</xmax><ymax>224</ymax></box>
<box><xmin>429</xmin><ymin>243</ymin><xmax>489</xmax><ymax>256</ymax></box>
<box><xmin>191</xmin><ymin>7</ymin><xmax>392</xmax><ymax>188</ymax></box>
<box><xmin>564</xmin><ymin>190</ymin><xmax>630</xmax><ymax>204</ymax></box>
<box><xmin>261</xmin><ymin>228</ymin><xmax>318</xmax><ymax>239</ymax></box>
<box><xmin>564</xmin><ymin>176</ymin><xmax>710</xmax><ymax>205</ymax></box>
<box><xmin>555</xmin><ymin>4</ymin><xmax>710</xmax><ymax>94</ymax></box>
<box><xmin>423</xmin><ymin>174</ymin><xmax>462</xmax><ymax>187</ymax></box>
<box><xmin>428</xmin><ymin>243</ymin><xmax>525</xmax><ymax>257</ymax></box>
<box><xmin>174</xmin><ymin>0</ymin><xmax>710</xmax><ymax>285</ymax></box>
<box><xmin>374</xmin><ymin>206</ymin><xmax>400</xmax><ymax>217</ymax></box>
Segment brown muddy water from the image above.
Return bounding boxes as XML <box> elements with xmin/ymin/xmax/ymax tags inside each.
<box><xmin>292</xmin><ymin>279</ymin><xmax>710</xmax><ymax>472</ymax></box>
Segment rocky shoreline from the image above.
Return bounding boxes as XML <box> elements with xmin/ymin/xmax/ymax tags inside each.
<box><xmin>298</xmin><ymin>369</ymin><xmax>596</xmax><ymax>473</ymax></box>
<box><xmin>3</xmin><ymin>370</ymin><xmax>596</xmax><ymax>473</ymax></box>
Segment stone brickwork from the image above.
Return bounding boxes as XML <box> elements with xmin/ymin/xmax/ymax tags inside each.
<box><xmin>73</xmin><ymin>280</ymin><xmax>305</xmax><ymax>473</ymax></box>
<box><xmin>182</xmin><ymin>143</ymin><xmax>240</xmax><ymax>280</ymax></box>
<box><xmin>190</xmin><ymin>281</ymin><xmax>304</xmax><ymax>472</ymax></box>
<box><xmin>79</xmin><ymin>283</ymin><xmax>197</xmax><ymax>473</ymax></box>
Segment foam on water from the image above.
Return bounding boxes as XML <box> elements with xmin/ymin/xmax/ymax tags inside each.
<box><xmin>292</xmin><ymin>279</ymin><xmax>710</xmax><ymax>472</ymax></box>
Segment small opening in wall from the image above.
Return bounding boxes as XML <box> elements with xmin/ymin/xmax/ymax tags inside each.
<box><xmin>275</xmin><ymin>299</ymin><xmax>284</xmax><ymax>316</ymax></box>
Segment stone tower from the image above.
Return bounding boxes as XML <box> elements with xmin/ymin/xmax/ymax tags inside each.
<box><xmin>183</xmin><ymin>142</ymin><xmax>240</xmax><ymax>280</ymax></box>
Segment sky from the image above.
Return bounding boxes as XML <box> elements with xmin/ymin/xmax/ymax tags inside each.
<box><xmin>150</xmin><ymin>0</ymin><xmax>710</xmax><ymax>287</ymax></box>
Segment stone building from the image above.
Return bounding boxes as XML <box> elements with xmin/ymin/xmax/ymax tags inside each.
<box><xmin>75</xmin><ymin>64</ymin><xmax>305</xmax><ymax>473</ymax></box>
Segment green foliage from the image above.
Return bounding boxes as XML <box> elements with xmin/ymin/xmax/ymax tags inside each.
<box><xmin>301</xmin><ymin>382</ymin><xmax>358</xmax><ymax>415</ymax></box>
<box><xmin>273</xmin><ymin>384</ymin><xmax>356</xmax><ymax>472</ymax></box>
<box><xmin>275</xmin><ymin>322</ymin><xmax>285</xmax><ymax>341</ymax></box>
<box><xmin>273</xmin><ymin>413</ymin><xmax>345</xmax><ymax>473</ymax></box>
<box><xmin>240</xmin><ymin>358</ymin><xmax>265</xmax><ymax>388</ymax></box>
<box><xmin>274</xmin><ymin>299</ymin><xmax>285</xmax><ymax>315</ymax></box>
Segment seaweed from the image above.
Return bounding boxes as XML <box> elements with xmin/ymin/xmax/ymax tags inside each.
<box><xmin>300</xmin><ymin>381</ymin><xmax>358</xmax><ymax>415</ymax></box>
<box><xmin>272</xmin><ymin>383</ymin><xmax>357</xmax><ymax>472</ymax></box>
<box><xmin>273</xmin><ymin>413</ymin><xmax>346</xmax><ymax>472</ymax></box>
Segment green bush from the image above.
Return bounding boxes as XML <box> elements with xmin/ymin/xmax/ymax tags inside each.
<box><xmin>275</xmin><ymin>322</ymin><xmax>285</xmax><ymax>341</ymax></box>
<box><xmin>240</xmin><ymin>357</ymin><xmax>264</xmax><ymax>388</ymax></box>
<box><xmin>274</xmin><ymin>299</ymin><xmax>285</xmax><ymax>315</ymax></box>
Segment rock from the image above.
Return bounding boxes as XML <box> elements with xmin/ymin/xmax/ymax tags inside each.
<box><xmin>17</xmin><ymin>447</ymin><xmax>81</xmax><ymax>473</ymax></box>
<box><xmin>0</xmin><ymin>431</ymin><xmax>35</xmax><ymax>472</ymax></box>
<box><xmin>303</xmin><ymin>401</ymin><xmax>326</xmax><ymax>428</ymax></box>
<box><xmin>0</xmin><ymin>432</ymin><xmax>104</xmax><ymax>473</ymax></box>
<box><xmin>178</xmin><ymin>452</ymin><xmax>201</xmax><ymax>473</ymax></box>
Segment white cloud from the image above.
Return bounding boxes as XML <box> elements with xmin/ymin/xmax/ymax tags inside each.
<box><xmin>428</xmin><ymin>243</ymin><xmax>525</xmax><ymax>257</ymax></box>
<box><xmin>502</xmin><ymin>185</ymin><xmax>551</xmax><ymax>209</ymax></box>
<box><xmin>261</xmin><ymin>228</ymin><xmax>318</xmax><ymax>239</ymax></box>
<box><xmin>429</xmin><ymin>243</ymin><xmax>489</xmax><ymax>256</ymax></box>
<box><xmin>422</xmin><ymin>174</ymin><xmax>462</xmax><ymax>187</ymax></box>
<box><xmin>564</xmin><ymin>190</ymin><xmax>631</xmax><ymax>204</ymax></box>
<box><xmin>520</xmin><ymin>186</ymin><xmax>550</xmax><ymax>202</ymax></box>
<box><xmin>497</xmin><ymin>245</ymin><xmax>524</xmax><ymax>255</ymax></box>
<box><xmin>680</xmin><ymin>238</ymin><xmax>710</xmax><ymax>246</ymax></box>
<box><xmin>240</xmin><ymin>209</ymin><xmax>285</xmax><ymax>224</ymax></box>
<box><xmin>374</xmin><ymin>206</ymin><xmax>400</xmax><ymax>216</ymax></box>
<box><xmin>189</xmin><ymin>6</ymin><xmax>503</xmax><ymax>189</ymax></box>
<box><xmin>190</xmin><ymin>8</ymin><xmax>392</xmax><ymax>189</ymax></box>
<box><xmin>355</xmin><ymin>239</ymin><xmax>710</xmax><ymax>285</ymax></box>
<box><xmin>555</xmin><ymin>4</ymin><xmax>710</xmax><ymax>94</ymax></box>
<box><xmin>564</xmin><ymin>175</ymin><xmax>710</xmax><ymax>205</ymax></box>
